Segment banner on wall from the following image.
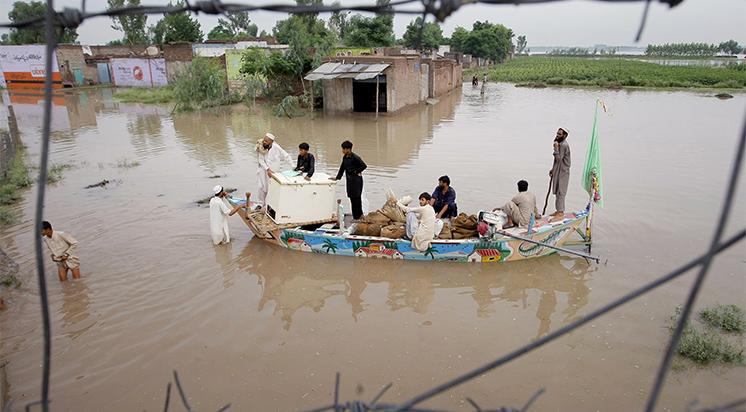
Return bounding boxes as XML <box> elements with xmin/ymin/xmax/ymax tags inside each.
<box><xmin>0</xmin><ymin>45</ymin><xmax>61</xmax><ymax>89</ymax></box>
<box><xmin>111</xmin><ymin>58</ymin><xmax>168</xmax><ymax>87</ymax></box>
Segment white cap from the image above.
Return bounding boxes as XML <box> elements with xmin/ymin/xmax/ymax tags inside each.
<box><xmin>265</xmin><ymin>132</ymin><xmax>276</xmax><ymax>141</ymax></box>
<box><xmin>212</xmin><ymin>185</ymin><xmax>223</xmax><ymax>195</ymax></box>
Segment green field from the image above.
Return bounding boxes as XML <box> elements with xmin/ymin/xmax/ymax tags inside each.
<box><xmin>472</xmin><ymin>56</ymin><xmax>746</xmax><ymax>89</ymax></box>
<box><xmin>114</xmin><ymin>87</ymin><xmax>175</xmax><ymax>104</ymax></box>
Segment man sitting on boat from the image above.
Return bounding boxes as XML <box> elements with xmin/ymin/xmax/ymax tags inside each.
<box><xmin>398</xmin><ymin>193</ymin><xmax>437</xmax><ymax>252</ymax></box>
<box><xmin>256</xmin><ymin>132</ymin><xmax>293</xmax><ymax>208</ymax></box>
<box><xmin>430</xmin><ymin>175</ymin><xmax>457</xmax><ymax>221</ymax></box>
<box><xmin>495</xmin><ymin>180</ymin><xmax>540</xmax><ymax>228</ymax></box>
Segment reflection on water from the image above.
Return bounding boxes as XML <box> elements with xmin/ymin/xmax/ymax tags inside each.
<box><xmin>242</xmin><ymin>240</ymin><xmax>592</xmax><ymax>335</ymax></box>
<box><xmin>60</xmin><ymin>280</ymin><xmax>94</xmax><ymax>340</ymax></box>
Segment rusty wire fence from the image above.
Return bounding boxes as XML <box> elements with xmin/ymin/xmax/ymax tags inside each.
<box><xmin>1</xmin><ymin>0</ymin><xmax>745</xmax><ymax>411</ymax></box>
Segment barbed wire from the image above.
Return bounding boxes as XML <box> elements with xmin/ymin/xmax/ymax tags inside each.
<box><xmin>2</xmin><ymin>0</ymin><xmax>744</xmax><ymax>411</ymax></box>
<box><xmin>0</xmin><ymin>0</ymin><xmax>685</xmax><ymax>30</ymax></box>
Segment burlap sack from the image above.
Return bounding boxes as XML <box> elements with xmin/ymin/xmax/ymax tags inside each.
<box><xmin>362</xmin><ymin>211</ymin><xmax>391</xmax><ymax>225</ymax></box>
<box><xmin>453</xmin><ymin>213</ymin><xmax>478</xmax><ymax>230</ymax></box>
<box><xmin>381</xmin><ymin>224</ymin><xmax>406</xmax><ymax>239</ymax></box>
<box><xmin>353</xmin><ymin>222</ymin><xmax>383</xmax><ymax>236</ymax></box>
<box><xmin>437</xmin><ymin>222</ymin><xmax>453</xmax><ymax>239</ymax></box>
<box><xmin>380</xmin><ymin>198</ymin><xmax>406</xmax><ymax>223</ymax></box>
<box><xmin>452</xmin><ymin>230</ymin><xmax>477</xmax><ymax>240</ymax></box>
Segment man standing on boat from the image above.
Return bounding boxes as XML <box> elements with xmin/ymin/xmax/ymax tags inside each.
<box><xmin>549</xmin><ymin>127</ymin><xmax>571</xmax><ymax>221</ymax></box>
<box><xmin>330</xmin><ymin>140</ymin><xmax>367</xmax><ymax>220</ymax></box>
<box><xmin>256</xmin><ymin>132</ymin><xmax>293</xmax><ymax>208</ymax></box>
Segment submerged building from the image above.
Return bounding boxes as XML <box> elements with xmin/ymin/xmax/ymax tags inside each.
<box><xmin>304</xmin><ymin>55</ymin><xmax>462</xmax><ymax>115</ymax></box>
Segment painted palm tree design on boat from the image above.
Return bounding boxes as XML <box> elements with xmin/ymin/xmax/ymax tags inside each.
<box><xmin>321</xmin><ymin>239</ymin><xmax>338</xmax><ymax>254</ymax></box>
<box><xmin>423</xmin><ymin>246</ymin><xmax>437</xmax><ymax>259</ymax></box>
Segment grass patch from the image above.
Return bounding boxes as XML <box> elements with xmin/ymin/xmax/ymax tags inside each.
<box><xmin>0</xmin><ymin>273</ymin><xmax>20</xmax><ymax>288</ymax></box>
<box><xmin>47</xmin><ymin>163</ymin><xmax>73</xmax><ymax>184</ymax></box>
<box><xmin>676</xmin><ymin>326</ymin><xmax>743</xmax><ymax>365</ymax></box>
<box><xmin>0</xmin><ymin>207</ymin><xmax>17</xmax><ymax>225</ymax></box>
<box><xmin>114</xmin><ymin>87</ymin><xmax>174</xmax><ymax>104</ymax></box>
<box><xmin>116</xmin><ymin>159</ymin><xmax>141</xmax><ymax>169</ymax></box>
<box><xmin>700</xmin><ymin>304</ymin><xmax>746</xmax><ymax>333</ymax></box>
<box><xmin>669</xmin><ymin>306</ymin><xmax>745</xmax><ymax>367</ymax></box>
<box><xmin>474</xmin><ymin>56</ymin><xmax>746</xmax><ymax>89</ymax></box>
<box><xmin>0</xmin><ymin>145</ymin><xmax>31</xmax><ymax>226</ymax></box>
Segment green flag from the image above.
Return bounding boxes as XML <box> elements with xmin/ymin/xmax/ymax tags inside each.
<box><xmin>582</xmin><ymin>101</ymin><xmax>604</xmax><ymax>207</ymax></box>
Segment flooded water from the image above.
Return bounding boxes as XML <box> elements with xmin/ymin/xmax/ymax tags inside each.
<box><xmin>0</xmin><ymin>84</ymin><xmax>744</xmax><ymax>411</ymax></box>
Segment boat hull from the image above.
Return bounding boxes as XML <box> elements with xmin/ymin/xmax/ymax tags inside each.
<box><xmin>241</xmin><ymin>209</ymin><xmax>589</xmax><ymax>263</ymax></box>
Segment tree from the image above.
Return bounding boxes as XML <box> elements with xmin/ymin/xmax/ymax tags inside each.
<box><xmin>719</xmin><ymin>40</ymin><xmax>742</xmax><ymax>55</ymax></box>
<box><xmin>343</xmin><ymin>14</ymin><xmax>395</xmax><ymax>47</ymax></box>
<box><xmin>149</xmin><ymin>1</ymin><xmax>203</xmax><ymax>45</ymax></box>
<box><xmin>402</xmin><ymin>17</ymin><xmax>443</xmax><ymax>51</ymax></box>
<box><xmin>450</xmin><ymin>21</ymin><xmax>513</xmax><ymax>63</ymax></box>
<box><xmin>516</xmin><ymin>35</ymin><xmax>527</xmax><ymax>54</ymax></box>
<box><xmin>450</xmin><ymin>27</ymin><xmax>468</xmax><ymax>53</ymax></box>
<box><xmin>273</xmin><ymin>10</ymin><xmax>337</xmax><ymax>74</ymax></box>
<box><xmin>343</xmin><ymin>0</ymin><xmax>394</xmax><ymax>47</ymax></box>
<box><xmin>7</xmin><ymin>1</ymin><xmax>78</xmax><ymax>44</ymax></box>
<box><xmin>107</xmin><ymin>0</ymin><xmax>148</xmax><ymax>45</ymax></box>
<box><xmin>207</xmin><ymin>11</ymin><xmax>258</xmax><ymax>41</ymax></box>
<box><xmin>328</xmin><ymin>1</ymin><xmax>350</xmax><ymax>40</ymax></box>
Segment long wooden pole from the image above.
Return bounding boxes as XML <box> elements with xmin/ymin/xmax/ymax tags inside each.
<box><xmin>375</xmin><ymin>75</ymin><xmax>379</xmax><ymax>120</ymax></box>
<box><xmin>542</xmin><ymin>175</ymin><xmax>553</xmax><ymax>216</ymax></box>
<box><xmin>497</xmin><ymin>230</ymin><xmax>601</xmax><ymax>263</ymax></box>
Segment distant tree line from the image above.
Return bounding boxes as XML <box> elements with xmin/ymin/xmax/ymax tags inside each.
<box><xmin>645</xmin><ymin>41</ymin><xmax>744</xmax><ymax>57</ymax></box>
<box><xmin>548</xmin><ymin>47</ymin><xmax>617</xmax><ymax>56</ymax></box>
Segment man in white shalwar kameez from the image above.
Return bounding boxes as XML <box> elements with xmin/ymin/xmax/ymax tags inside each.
<box><xmin>210</xmin><ymin>185</ymin><xmax>243</xmax><ymax>245</ymax></box>
<box><xmin>255</xmin><ymin>132</ymin><xmax>293</xmax><ymax>207</ymax></box>
<box><xmin>398</xmin><ymin>192</ymin><xmax>437</xmax><ymax>252</ymax></box>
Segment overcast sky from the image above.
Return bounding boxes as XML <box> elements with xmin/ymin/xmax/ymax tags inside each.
<box><xmin>1</xmin><ymin>0</ymin><xmax>744</xmax><ymax>47</ymax></box>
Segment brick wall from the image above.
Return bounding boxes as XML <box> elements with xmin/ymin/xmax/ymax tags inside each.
<box><xmin>56</xmin><ymin>45</ymin><xmax>87</xmax><ymax>85</ymax></box>
<box><xmin>163</xmin><ymin>43</ymin><xmax>194</xmax><ymax>62</ymax></box>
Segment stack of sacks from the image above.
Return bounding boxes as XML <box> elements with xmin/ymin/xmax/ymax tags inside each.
<box><xmin>452</xmin><ymin>213</ymin><xmax>478</xmax><ymax>239</ymax></box>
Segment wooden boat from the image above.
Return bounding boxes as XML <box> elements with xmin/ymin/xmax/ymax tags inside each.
<box><xmin>237</xmin><ymin>195</ymin><xmax>592</xmax><ymax>264</ymax></box>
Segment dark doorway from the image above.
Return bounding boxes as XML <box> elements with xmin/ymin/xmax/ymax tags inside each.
<box><xmin>353</xmin><ymin>75</ymin><xmax>387</xmax><ymax>113</ymax></box>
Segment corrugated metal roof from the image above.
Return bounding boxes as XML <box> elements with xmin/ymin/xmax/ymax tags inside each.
<box><xmin>304</xmin><ymin>62</ymin><xmax>390</xmax><ymax>81</ymax></box>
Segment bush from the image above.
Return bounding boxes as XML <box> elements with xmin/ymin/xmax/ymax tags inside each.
<box><xmin>172</xmin><ymin>58</ymin><xmax>240</xmax><ymax>111</ymax></box>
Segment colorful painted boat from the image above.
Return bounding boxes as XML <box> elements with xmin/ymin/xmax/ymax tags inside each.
<box><xmin>239</xmin><ymin>204</ymin><xmax>592</xmax><ymax>263</ymax></box>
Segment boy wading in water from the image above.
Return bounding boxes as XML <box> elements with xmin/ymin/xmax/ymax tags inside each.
<box><xmin>41</xmin><ymin>221</ymin><xmax>81</xmax><ymax>281</ymax></box>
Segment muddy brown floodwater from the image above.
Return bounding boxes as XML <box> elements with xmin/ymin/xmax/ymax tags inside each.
<box><xmin>0</xmin><ymin>85</ymin><xmax>744</xmax><ymax>411</ymax></box>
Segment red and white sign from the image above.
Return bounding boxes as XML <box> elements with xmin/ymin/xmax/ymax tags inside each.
<box><xmin>0</xmin><ymin>45</ymin><xmax>61</xmax><ymax>89</ymax></box>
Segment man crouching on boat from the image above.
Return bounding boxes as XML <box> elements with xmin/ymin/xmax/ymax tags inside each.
<box><xmin>496</xmin><ymin>180</ymin><xmax>540</xmax><ymax>228</ymax></box>
<box><xmin>398</xmin><ymin>193</ymin><xmax>436</xmax><ymax>252</ymax></box>
<box><xmin>256</xmin><ymin>132</ymin><xmax>292</xmax><ymax>208</ymax></box>
<box><xmin>210</xmin><ymin>185</ymin><xmax>243</xmax><ymax>245</ymax></box>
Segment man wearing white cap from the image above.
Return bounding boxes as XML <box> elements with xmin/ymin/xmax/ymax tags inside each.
<box><xmin>210</xmin><ymin>185</ymin><xmax>243</xmax><ymax>245</ymax></box>
<box><xmin>255</xmin><ymin>132</ymin><xmax>292</xmax><ymax>207</ymax></box>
